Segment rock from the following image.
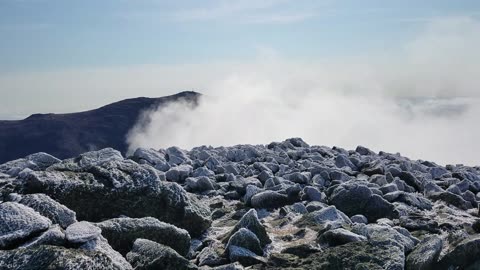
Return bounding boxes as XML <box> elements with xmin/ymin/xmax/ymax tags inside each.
<box><xmin>80</xmin><ymin>235</ymin><xmax>133</xmax><ymax>270</ymax></box>
<box><xmin>12</xmin><ymin>193</ymin><xmax>77</xmax><ymax>228</ymax></box>
<box><xmin>197</xmin><ymin>246</ymin><xmax>227</xmax><ymax>267</ymax></box>
<box><xmin>318</xmin><ymin>228</ymin><xmax>367</xmax><ymax>247</ymax></box>
<box><xmin>0</xmin><ymin>152</ymin><xmax>61</xmax><ymax>177</ymax></box>
<box><xmin>0</xmin><ymin>245</ymin><xmax>129</xmax><ymax>270</ymax></box>
<box><xmin>296</xmin><ymin>205</ymin><xmax>351</xmax><ymax>232</ymax></box>
<box><xmin>166</xmin><ymin>146</ymin><xmax>191</xmax><ymax>165</ymax></box>
<box><xmin>285</xmin><ymin>172</ymin><xmax>310</xmax><ymax>184</ymax></box>
<box><xmin>186</xmin><ymin>177</ymin><xmax>215</xmax><ymax>192</ymax></box>
<box><xmin>250</xmin><ymin>190</ymin><xmax>289</xmax><ymax>209</ymax></box>
<box><xmin>132</xmin><ymin>148</ymin><xmax>169</xmax><ymax>171</ymax></box>
<box><xmin>230</xmin><ymin>177</ymin><xmax>262</xmax><ymax>195</ymax></box>
<box><xmin>210</xmin><ymin>262</ymin><xmax>244</xmax><ymax>270</ymax></box>
<box><xmin>350</xmin><ymin>214</ymin><xmax>368</xmax><ymax>224</ymax></box>
<box><xmin>20</xmin><ymin>224</ymin><xmax>65</xmax><ymax>248</ymax></box>
<box><xmin>335</xmin><ymin>155</ymin><xmax>358</xmax><ymax>171</ymax></box>
<box><xmin>0</xmin><ymin>202</ymin><xmax>51</xmax><ymax>249</ymax></box>
<box><xmin>303</xmin><ymin>186</ymin><xmax>324</xmax><ymax>202</ymax></box>
<box><xmin>329</xmin><ymin>182</ymin><xmax>397</xmax><ymax>222</ymax></box>
<box><xmin>24</xmin><ymin>168</ymin><xmax>211</xmax><ymax>237</ymax></box>
<box><xmin>228</xmin><ymin>245</ymin><xmax>267</xmax><ymax>266</ymax></box>
<box><xmin>438</xmin><ymin>236</ymin><xmax>480</xmax><ymax>268</ymax></box>
<box><xmin>406</xmin><ymin>235</ymin><xmax>442</xmax><ymax>270</ymax></box>
<box><xmin>126</xmin><ymin>238</ymin><xmax>196</xmax><ymax>270</ymax></box>
<box><xmin>227</xmin><ymin>209</ymin><xmax>270</xmax><ymax>247</ymax></box>
<box><xmin>96</xmin><ymin>217</ymin><xmax>191</xmax><ymax>256</ymax></box>
<box><xmin>226</xmin><ymin>228</ymin><xmax>263</xmax><ymax>256</ymax></box>
<box><xmin>429</xmin><ymin>191</ymin><xmax>473</xmax><ymax>210</ymax></box>
<box><xmin>288</xmin><ymin>241</ymin><xmax>404</xmax><ymax>270</ymax></box>
<box><xmin>243</xmin><ymin>185</ymin><xmax>263</xmax><ymax>206</ymax></box>
<box><xmin>352</xmin><ymin>223</ymin><xmax>417</xmax><ymax>253</ymax></box>
<box><xmin>65</xmin><ymin>221</ymin><xmax>101</xmax><ymax>244</ymax></box>
<box><xmin>166</xmin><ymin>165</ymin><xmax>193</xmax><ymax>182</ymax></box>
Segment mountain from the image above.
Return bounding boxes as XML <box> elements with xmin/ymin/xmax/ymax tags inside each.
<box><xmin>0</xmin><ymin>91</ymin><xmax>200</xmax><ymax>163</ymax></box>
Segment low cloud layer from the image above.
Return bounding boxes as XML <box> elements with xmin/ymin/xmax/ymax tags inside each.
<box><xmin>127</xmin><ymin>16</ymin><xmax>480</xmax><ymax>166</ymax></box>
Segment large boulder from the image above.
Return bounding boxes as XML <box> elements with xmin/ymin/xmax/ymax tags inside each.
<box><xmin>250</xmin><ymin>191</ymin><xmax>289</xmax><ymax>209</ymax></box>
<box><xmin>126</xmin><ymin>238</ymin><xmax>196</xmax><ymax>270</ymax></box>
<box><xmin>406</xmin><ymin>235</ymin><xmax>442</xmax><ymax>270</ymax></box>
<box><xmin>65</xmin><ymin>221</ymin><xmax>102</xmax><ymax>244</ymax></box>
<box><xmin>96</xmin><ymin>217</ymin><xmax>191</xmax><ymax>256</ymax></box>
<box><xmin>329</xmin><ymin>182</ymin><xmax>397</xmax><ymax>222</ymax></box>
<box><xmin>226</xmin><ymin>228</ymin><xmax>263</xmax><ymax>256</ymax></box>
<box><xmin>438</xmin><ymin>236</ymin><xmax>480</xmax><ymax>269</ymax></box>
<box><xmin>0</xmin><ymin>245</ymin><xmax>130</xmax><ymax>270</ymax></box>
<box><xmin>226</xmin><ymin>209</ymin><xmax>270</xmax><ymax>247</ymax></box>
<box><xmin>23</xmin><ymin>156</ymin><xmax>211</xmax><ymax>237</ymax></box>
<box><xmin>0</xmin><ymin>152</ymin><xmax>61</xmax><ymax>177</ymax></box>
<box><xmin>10</xmin><ymin>193</ymin><xmax>77</xmax><ymax>228</ymax></box>
<box><xmin>318</xmin><ymin>228</ymin><xmax>367</xmax><ymax>247</ymax></box>
<box><xmin>0</xmin><ymin>202</ymin><xmax>51</xmax><ymax>249</ymax></box>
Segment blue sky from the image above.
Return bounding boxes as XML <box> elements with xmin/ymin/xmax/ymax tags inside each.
<box><xmin>1</xmin><ymin>0</ymin><xmax>479</xmax><ymax>72</ymax></box>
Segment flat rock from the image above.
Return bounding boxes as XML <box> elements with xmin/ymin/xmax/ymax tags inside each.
<box><xmin>0</xmin><ymin>202</ymin><xmax>51</xmax><ymax>249</ymax></box>
<box><xmin>65</xmin><ymin>221</ymin><xmax>101</xmax><ymax>244</ymax></box>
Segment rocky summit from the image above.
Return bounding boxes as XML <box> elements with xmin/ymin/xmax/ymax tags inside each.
<box><xmin>1</xmin><ymin>138</ymin><xmax>480</xmax><ymax>269</ymax></box>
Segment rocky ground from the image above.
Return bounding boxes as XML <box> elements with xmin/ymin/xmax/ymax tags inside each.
<box><xmin>1</xmin><ymin>138</ymin><xmax>480</xmax><ymax>269</ymax></box>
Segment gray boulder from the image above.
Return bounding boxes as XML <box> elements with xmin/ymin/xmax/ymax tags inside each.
<box><xmin>226</xmin><ymin>228</ymin><xmax>263</xmax><ymax>255</ymax></box>
<box><xmin>0</xmin><ymin>202</ymin><xmax>51</xmax><ymax>249</ymax></box>
<box><xmin>250</xmin><ymin>190</ymin><xmax>289</xmax><ymax>209</ymax></box>
<box><xmin>11</xmin><ymin>193</ymin><xmax>77</xmax><ymax>228</ymax></box>
<box><xmin>65</xmin><ymin>221</ymin><xmax>101</xmax><ymax>244</ymax></box>
<box><xmin>406</xmin><ymin>235</ymin><xmax>442</xmax><ymax>270</ymax></box>
<box><xmin>318</xmin><ymin>228</ymin><xmax>367</xmax><ymax>247</ymax></box>
<box><xmin>126</xmin><ymin>238</ymin><xmax>196</xmax><ymax>270</ymax></box>
<box><xmin>227</xmin><ymin>209</ymin><xmax>270</xmax><ymax>247</ymax></box>
<box><xmin>165</xmin><ymin>165</ymin><xmax>193</xmax><ymax>182</ymax></box>
<box><xmin>96</xmin><ymin>217</ymin><xmax>191</xmax><ymax>256</ymax></box>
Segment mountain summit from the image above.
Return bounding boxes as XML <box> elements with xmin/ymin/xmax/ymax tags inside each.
<box><xmin>0</xmin><ymin>91</ymin><xmax>200</xmax><ymax>163</ymax></box>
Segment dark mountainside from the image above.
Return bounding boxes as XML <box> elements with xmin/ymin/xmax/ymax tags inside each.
<box><xmin>0</xmin><ymin>91</ymin><xmax>200</xmax><ymax>163</ymax></box>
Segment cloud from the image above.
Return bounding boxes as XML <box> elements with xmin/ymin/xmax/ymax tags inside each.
<box><xmin>126</xmin><ymin>16</ymin><xmax>480</xmax><ymax>166</ymax></box>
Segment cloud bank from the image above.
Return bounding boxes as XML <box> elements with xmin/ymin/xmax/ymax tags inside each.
<box><xmin>127</xmin><ymin>16</ymin><xmax>480</xmax><ymax>166</ymax></box>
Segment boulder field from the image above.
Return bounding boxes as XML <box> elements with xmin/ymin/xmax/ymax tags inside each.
<box><xmin>1</xmin><ymin>138</ymin><xmax>480</xmax><ymax>269</ymax></box>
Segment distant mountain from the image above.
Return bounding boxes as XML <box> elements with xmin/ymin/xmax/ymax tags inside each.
<box><xmin>0</xmin><ymin>91</ymin><xmax>200</xmax><ymax>163</ymax></box>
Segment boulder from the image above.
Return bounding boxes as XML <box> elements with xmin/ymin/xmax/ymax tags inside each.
<box><xmin>250</xmin><ymin>191</ymin><xmax>289</xmax><ymax>209</ymax></box>
<box><xmin>126</xmin><ymin>238</ymin><xmax>196</xmax><ymax>270</ymax></box>
<box><xmin>0</xmin><ymin>245</ymin><xmax>129</xmax><ymax>270</ymax></box>
<box><xmin>228</xmin><ymin>245</ymin><xmax>267</xmax><ymax>266</ymax></box>
<box><xmin>406</xmin><ymin>235</ymin><xmax>442</xmax><ymax>270</ymax></box>
<box><xmin>65</xmin><ymin>221</ymin><xmax>101</xmax><ymax>244</ymax></box>
<box><xmin>20</xmin><ymin>225</ymin><xmax>65</xmax><ymax>248</ymax></box>
<box><xmin>227</xmin><ymin>209</ymin><xmax>270</xmax><ymax>247</ymax></box>
<box><xmin>0</xmin><ymin>202</ymin><xmax>51</xmax><ymax>249</ymax></box>
<box><xmin>318</xmin><ymin>228</ymin><xmax>367</xmax><ymax>247</ymax></box>
<box><xmin>11</xmin><ymin>193</ymin><xmax>77</xmax><ymax>228</ymax></box>
<box><xmin>226</xmin><ymin>228</ymin><xmax>263</xmax><ymax>256</ymax></box>
<box><xmin>165</xmin><ymin>165</ymin><xmax>193</xmax><ymax>182</ymax></box>
<box><xmin>96</xmin><ymin>217</ymin><xmax>191</xmax><ymax>256</ymax></box>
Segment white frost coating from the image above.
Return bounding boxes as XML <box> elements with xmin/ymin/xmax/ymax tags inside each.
<box><xmin>0</xmin><ymin>152</ymin><xmax>60</xmax><ymax>177</ymax></box>
<box><xmin>0</xmin><ymin>202</ymin><xmax>52</xmax><ymax>248</ymax></box>
<box><xmin>65</xmin><ymin>221</ymin><xmax>101</xmax><ymax>244</ymax></box>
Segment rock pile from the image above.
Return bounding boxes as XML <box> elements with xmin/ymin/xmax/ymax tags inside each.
<box><xmin>1</xmin><ymin>138</ymin><xmax>480</xmax><ymax>269</ymax></box>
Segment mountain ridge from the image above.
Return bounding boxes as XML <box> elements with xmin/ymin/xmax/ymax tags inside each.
<box><xmin>0</xmin><ymin>91</ymin><xmax>200</xmax><ymax>163</ymax></box>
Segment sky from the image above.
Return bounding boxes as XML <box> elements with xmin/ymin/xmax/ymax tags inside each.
<box><xmin>1</xmin><ymin>0</ymin><xmax>480</xmax><ymax>165</ymax></box>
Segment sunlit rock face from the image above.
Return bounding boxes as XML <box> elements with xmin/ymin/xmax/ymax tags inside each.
<box><xmin>1</xmin><ymin>138</ymin><xmax>480</xmax><ymax>269</ymax></box>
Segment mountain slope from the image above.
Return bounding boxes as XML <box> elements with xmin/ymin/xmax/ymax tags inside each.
<box><xmin>0</xmin><ymin>91</ymin><xmax>200</xmax><ymax>163</ymax></box>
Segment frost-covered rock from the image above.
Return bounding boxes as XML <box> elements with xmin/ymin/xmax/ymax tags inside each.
<box><xmin>96</xmin><ymin>217</ymin><xmax>191</xmax><ymax>256</ymax></box>
<box><xmin>0</xmin><ymin>202</ymin><xmax>51</xmax><ymax>248</ymax></box>
<box><xmin>65</xmin><ymin>221</ymin><xmax>102</xmax><ymax>244</ymax></box>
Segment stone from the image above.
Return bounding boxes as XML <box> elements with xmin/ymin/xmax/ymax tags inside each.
<box><xmin>12</xmin><ymin>193</ymin><xmax>77</xmax><ymax>228</ymax></box>
<box><xmin>406</xmin><ymin>235</ymin><xmax>442</xmax><ymax>270</ymax></box>
<box><xmin>65</xmin><ymin>221</ymin><xmax>101</xmax><ymax>244</ymax></box>
<box><xmin>0</xmin><ymin>202</ymin><xmax>51</xmax><ymax>249</ymax></box>
<box><xmin>226</xmin><ymin>228</ymin><xmax>263</xmax><ymax>255</ymax></box>
<box><xmin>350</xmin><ymin>214</ymin><xmax>368</xmax><ymax>224</ymax></box>
<box><xmin>80</xmin><ymin>235</ymin><xmax>133</xmax><ymax>270</ymax></box>
<box><xmin>227</xmin><ymin>209</ymin><xmax>271</xmax><ymax>247</ymax></box>
<box><xmin>24</xmin><ymin>169</ymin><xmax>211</xmax><ymax>237</ymax></box>
<box><xmin>126</xmin><ymin>238</ymin><xmax>196</xmax><ymax>270</ymax></box>
<box><xmin>329</xmin><ymin>182</ymin><xmax>397</xmax><ymax>222</ymax></box>
<box><xmin>0</xmin><ymin>245</ymin><xmax>129</xmax><ymax>270</ymax></box>
<box><xmin>250</xmin><ymin>190</ymin><xmax>289</xmax><ymax>209</ymax></box>
<box><xmin>438</xmin><ymin>236</ymin><xmax>480</xmax><ymax>268</ymax></box>
<box><xmin>20</xmin><ymin>224</ymin><xmax>65</xmax><ymax>248</ymax></box>
<box><xmin>165</xmin><ymin>146</ymin><xmax>191</xmax><ymax>165</ymax></box>
<box><xmin>96</xmin><ymin>217</ymin><xmax>191</xmax><ymax>256</ymax></box>
<box><xmin>0</xmin><ymin>152</ymin><xmax>61</xmax><ymax>177</ymax></box>
<box><xmin>318</xmin><ymin>228</ymin><xmax>367</xmax><ymax>247</ymax></box>
<box><xmin>228</xmin><ymin>245</ymin><xmax>267</xmax><ymax>266</ymax></box>
<box><xmin>165</xmin><ymin>165</ymin><xmax>193</xmax><ymax>182</ymax></box>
